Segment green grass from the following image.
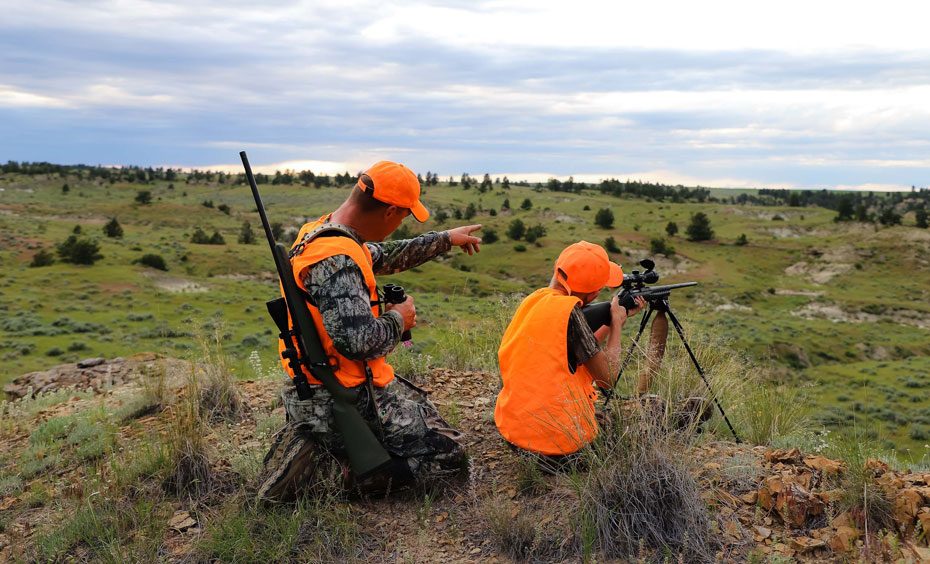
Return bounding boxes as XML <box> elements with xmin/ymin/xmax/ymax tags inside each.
<box><xmin>2</xmin><ymin>171</ymin><xmax>929</xmax><ymax>453</ymax></box>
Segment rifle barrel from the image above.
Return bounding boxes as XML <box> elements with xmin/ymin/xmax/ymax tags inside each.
<box><xmin>240</xmin><ymin>152</ymin><xmax>280</xmax><ymax>261</ymax></box>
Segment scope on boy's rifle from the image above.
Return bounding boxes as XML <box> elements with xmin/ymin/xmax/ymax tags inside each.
<box><xmin>581</xmin><ymin>258</ymin><xmax>697</xmax><ymax>331</ymax></box>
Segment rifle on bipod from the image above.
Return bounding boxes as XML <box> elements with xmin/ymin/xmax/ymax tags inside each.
<box><xmin>240</xmin><ymin>151</ymin><xmax>393</xmax><ymax>479</ymax></box>
<box><xmin>581</xmin><ymin>259</ymin><xmax>741</xmax><ymax>443</ymax></box>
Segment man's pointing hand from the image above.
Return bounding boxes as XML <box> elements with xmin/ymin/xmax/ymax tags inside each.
<box><xmin>448</xmin><ymin>224</ymin><xmax>482</xmax><ymax>255</ymax></box>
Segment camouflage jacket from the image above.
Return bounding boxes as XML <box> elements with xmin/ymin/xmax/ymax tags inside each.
<box><xmin>299</xmin><ymin>223</ymin><xmax>451</xmax><ymax>362</ymax></box>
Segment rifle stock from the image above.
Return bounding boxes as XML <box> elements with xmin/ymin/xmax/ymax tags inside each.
<box><xmin>241</xmin><ymin>151</ymin><xmax>392</xmax><ymax>480</ymax></box>
<box><xmin>582</xmin><ymin>282</ymin><xmax>697</xmax><ymax>331</ymax></box>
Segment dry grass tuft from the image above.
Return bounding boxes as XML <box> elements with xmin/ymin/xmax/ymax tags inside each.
<box><xmin>197</xmin><ymin>329</ymin><xmax>242</xmax><ymax>421</ymax></box>
<box><xmin>569</xmin><ymin>405</ymin><xmax>719</xmax><ymax>563</ymax></box>
<box><xmin>163</xmin><ymin>370</ymin><xmax>213</xmax><ymax>497</ymax></box>
<box><xmin>482</xmin><ymin>494</ymin><xmax>574</xmax><ymax>562</ymax></box>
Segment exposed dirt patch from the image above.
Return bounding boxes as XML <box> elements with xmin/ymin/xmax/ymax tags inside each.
<box><xmin>695</xmin><ymin>292</ymin><xmax>752</xmax><ymax>313</ymax></box>
<box><xmin>784</xmin><ymin>262</ymin><xmax>852</xmax><ymax>284</ymax></box>
<box><xmin>141</xmin><ymin>271</ymin><xmax>209</xmax><ymax>293</ymax></box>
<box><xmin>765</xmin><ymin>227</ymin><xmax>801</xmax><ymax>239</ymax></box>
<box><xmin>791</xmin><ymin>302</ymin><xmax>930</xmax><ymax>329</ymax></box>
<box><xmin>774</xmin><ymin>289</ymin><xmax>824</xmax><ymax>297</ymax></box>
<box><xmin>624</xmin><ymin>250</ymin><xmax>699</xmax><ymax>279</ymax></box>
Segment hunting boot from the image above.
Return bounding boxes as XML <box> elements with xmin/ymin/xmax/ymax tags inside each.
<box><xmin>256</xmin><ymin>422</ymin><xmax>320</xmax><ymax>503</ymax></box>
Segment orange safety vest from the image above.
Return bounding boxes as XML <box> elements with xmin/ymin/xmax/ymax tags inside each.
<box><xmin>277</xmin><ymin>216</ymin><xmax>395</xmax><ymax>388</ymax></box>
<box><xmin>494</xmin><ymin>288</ymin><xmax>599</xmax><ymax>455</ymax></box>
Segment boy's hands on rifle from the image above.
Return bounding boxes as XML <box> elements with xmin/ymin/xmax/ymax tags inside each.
<box><xmin>385</xmin><ymin>296</ymin><xmax>417</xmax><ymax>333</ymax></box>
<box><xmin>448</xmin><ymin>224</ymin><xmax>482</xmax><ymax>255</ymax></box>
<box><xmin>609</xmin><ymin>295</ymin><xmax>646</xmax><ymax>329</ymax></box>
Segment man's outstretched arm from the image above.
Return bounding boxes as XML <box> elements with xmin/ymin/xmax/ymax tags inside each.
<box><xmin>368</xmin><ymin>224</ymin><xmax>482</xmax><ymax>275</ymax></box>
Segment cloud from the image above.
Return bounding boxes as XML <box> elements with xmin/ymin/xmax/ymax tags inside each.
<box><xmin>1</xmin><ymin>1</ymin><xmax>929</xmax><ymax>190</ymax></box>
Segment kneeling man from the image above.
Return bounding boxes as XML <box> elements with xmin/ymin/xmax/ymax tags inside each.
<box><xmin>494</xmin><ymin>241</ymin><xmax>645</xmax><ymax>458</ymax></box>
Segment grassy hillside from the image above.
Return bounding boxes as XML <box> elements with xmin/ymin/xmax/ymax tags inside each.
<box><xmin>1</xmin><ymin>170</ymin><xmax>929</xmax><ymax>454</ymax></box>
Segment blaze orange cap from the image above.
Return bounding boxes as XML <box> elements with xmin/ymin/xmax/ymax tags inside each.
<box><xmin>554</xmin><ymin>241</ymin><xmax>623</xmax><ymax>294</ymax></box>
<box><xmin>357</xmin><ymin>161</ymin><xmax>429</xmax><ymax>222</ymax></box>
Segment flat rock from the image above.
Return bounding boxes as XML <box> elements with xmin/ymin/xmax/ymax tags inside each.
<box><xmin>3</xmin><ymin>354</ymin><xmax>193</xmax><ymax>399</ymax></box>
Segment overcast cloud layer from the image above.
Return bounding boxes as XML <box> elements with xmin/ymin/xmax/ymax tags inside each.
<box><xmin>2</xmin><ymin>0</ymin><xmax>929</xmax><ymax>190</ymax></box>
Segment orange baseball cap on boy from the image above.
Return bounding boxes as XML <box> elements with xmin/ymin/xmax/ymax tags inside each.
<box><xmin>357</xmin><ymin>161</ymin><xmax>429</xmax><ymax>222</ymax></box>
<box><xmin>554</xmin><ymin>241</ymin><xmax>623</xmax><ymax>294</ymax></box>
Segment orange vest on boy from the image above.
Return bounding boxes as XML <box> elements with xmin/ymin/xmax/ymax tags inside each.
<box><xmin>494</xmin><ymin>288</ymin><xmax>599</xmax><ymax>455</ymax></box>
<box><xmin>278</xmin><ymin>216</ymin><xmax>395</xmax><ymax>388</ymax></box>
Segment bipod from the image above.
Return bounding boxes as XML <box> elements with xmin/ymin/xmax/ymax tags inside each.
<box><xmin>604</xmin><ymin>298</ymin><xmax>741</xmax><ymax>443</ymax></box>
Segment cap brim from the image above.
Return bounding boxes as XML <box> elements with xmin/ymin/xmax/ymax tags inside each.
<box><xmin>410</xmin><ymin>199</ymin><xmax>429</xmax><ymax>222</ymax></box>
<box><xmin>605</xmin><ymin>261</ymin><xmax>623</xmax><ymax>288</ymax></box>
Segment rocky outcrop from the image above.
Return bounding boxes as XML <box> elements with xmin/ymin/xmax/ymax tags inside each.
<box><xmin>2</xmin><ymin>354</ymin><xmax>192</xmax><ymax>398</ymax></box>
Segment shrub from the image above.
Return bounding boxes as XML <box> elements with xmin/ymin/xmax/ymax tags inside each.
<box><xmin>135</xmin><ymin>190</ymin><xmax>152</xmax><ymax>205</ymax></box>
<box><xmin>916</xmin><ymin>208</ymin><xmax>928</xmax><ymax>228</ymax></box>
<box><xmin>910</xmin><ymin>424</ymin><xmax>929</xmax><ymax>441</ymax></box>
<box><xmin>135</xmin><ymin>254</ymin><xmax>168</xmax><ymax>271</ymax></box>
<box><xmin>238</xmin><ymin>221</ymin><xmax>256</xmax><ymax>244</ymax></box>
<box><xmin>649</xmin><ymin>237</ymin><xmax>673</xmax><ymax>256</ymax></box>
<box><xmin>191</xmin><ymin>227</ymin><xmax>224</xmax><ymax>245</ymax></box>
<box><xmin>604</xmin><ymin>236</ymin><xmax>621</xmax><ymax>254</ymax></box>
<box><xmin>56</xmin><ymin>235</ymin><xmax>103</xmax><ymax>265</ymax></box>
<box><xmin>735</xmin><ymin>233</ymin><xmax>748</xmax><ymax>246</ymax></box>
<box><xmin>665</xmin><ymin>221</ymin><xmax>678</xmax><ymax>237</ymax></box>
<box><xmin>67</xmin><ymin>342</ymin><xmax>89</xmax><ymax>352</ymax></box>
<box><xmin>103</xmin><ymin>217</ymin><xmax>123</xmax><ymax>238</ymax></box>
<box><xmin>507</xmin><ymin>218</ymin><xmax>526</xmax><ymax>240</ymax></box>
<box><xmin>464</xmin><ymin>202</ymin><xmax>477</xmax><ymax>220</ymax></box>
<box><xmin>482</xmin><ymin>229</ymin><xmax>499</xmax><ymax>244</ymax></box>
<box><xmin>524</xmin><ymin>224</ymin><xmax>547</xmax><ymax>243</ymax></box>
<box><xmin>217</xmin><ymin>204</ymin><xmax>231</xmax><ymax>215</ymax></box>
<box><xmin>685</xmin><ymin>212</ymin><xmax>714</xmax><ymax>241</ymax></box>
<box><xmin>271</xmin><ymin>222</ymin><xmax>284</xmax><ymax>241</ymax></box>
<box><xmin>520</xmin><ymin>198</ymin><xmax>533</xmax><ymax>210</ymax></box>
<box><xmin>594</xmin><ymin>208</ymin><xmax>614</xmax><ymax>229</ymax></box>
<box><xmin>61</xmin><ymin>183</ymin><xmax>69</xmax><ymax>193</ymax></box>
<box><xmin>202</xmin><ymin>200</ymin><xmax>214</xmax><ymax>208</ymax></box>
<box><xmin>46</xmin><ymin>347</ymin><xmax>64</xmax><ymax>357</ymax></box>
<box><xmin>30</xmin><ymin>249</ymin><xmax>55</xmax><ymax>267</ymax></box>
<box><xmin>434</xmin><ymin>209</ymin><xmax>449</xmax><ymax>224</ymax></box>
<box><xmin>488</xmin><ymin>208</ymin><xmax>497</xmax><ymax>216</ymax></box>
<box><xmin>583</xmin><ymin>204</ymin><xmax>591</xmax><ymax>211</ymax></box>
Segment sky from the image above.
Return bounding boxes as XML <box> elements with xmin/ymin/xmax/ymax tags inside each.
<box><xmin>2</xmin><ymin>0</ymin><xmax>930</xmax><ymax>190</ymax></box>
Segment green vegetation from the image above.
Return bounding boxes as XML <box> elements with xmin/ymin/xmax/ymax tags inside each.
<box><xmin>56</xmin><ymin>234</ymin><xmax>103</xmax><ymax>264</ymax></box>
<box><xmin>594</xmin><ymin>207</ymin><xmax>614</xmax><ymax>229</ymax></box>
<box><xmin>685</xmin><ymin>211</ymin><xmax>714</xmax><ymax>241</ymax></box>
<box><xmin>0</xmin><ymin>164</ymin><xmax>928</xmax><ymax>456</ymax></box>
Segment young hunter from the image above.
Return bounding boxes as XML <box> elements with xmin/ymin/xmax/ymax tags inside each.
<box><xmin>494</xmin><ymin>241</ymin><xmax>647</xmax><ymax>459</ymax></box>
<box><xmin>259</xmin><ymin>161</ymin><xmax>481</xmax><ymax>500</ymax></box>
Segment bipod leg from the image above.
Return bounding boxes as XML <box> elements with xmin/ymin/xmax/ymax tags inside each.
<box><xmin>663</xmin><ymin>302</ymin><xmax>741</xmax><ymax>443</ymax></box>
<box><xmin>603</xmin><ymin>305</ymin><xmax>653</xmax><ymax>401</ymax></box>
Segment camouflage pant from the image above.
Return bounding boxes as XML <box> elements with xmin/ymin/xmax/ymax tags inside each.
<box><xmin>259</xmin><ymin>375</ymin><xmax>466</xmax><ymax>500</ymax></box>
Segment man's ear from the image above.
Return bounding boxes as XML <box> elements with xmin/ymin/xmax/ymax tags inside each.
<box><xmin>384</xmin><ymin>204</ymin><xmax>402</xmax><ymax>220</ymax></box>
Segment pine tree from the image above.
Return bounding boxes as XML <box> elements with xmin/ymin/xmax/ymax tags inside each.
<box><xmin>685</xmin><ymin>212</ymin><xmax>714</xmax><ymax>241</ymax></box>
<box><xmin>103</xmin><ymin>218</ymin><xmax>123</xmax><ymax>238</ymax></box>
<box><xmin>595</xmin><ymin>208</ymin><xmax>614</xmax><ymax>229</ymax></box>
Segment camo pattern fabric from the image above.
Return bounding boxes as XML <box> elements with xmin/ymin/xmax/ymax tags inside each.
<box><xmin>280</xmin><ymin>376</ymin><xmax>466</xmax><ymax>479</ymax></box>
<box><xmin>300</xmin><ymin>224</ymin><xmax>452</xmax><ymax>361</ymax></box>
<box><xmin>566</xmin><ymin>304</ymin><xmax>600</xmax><ymax>372</ymax></box>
